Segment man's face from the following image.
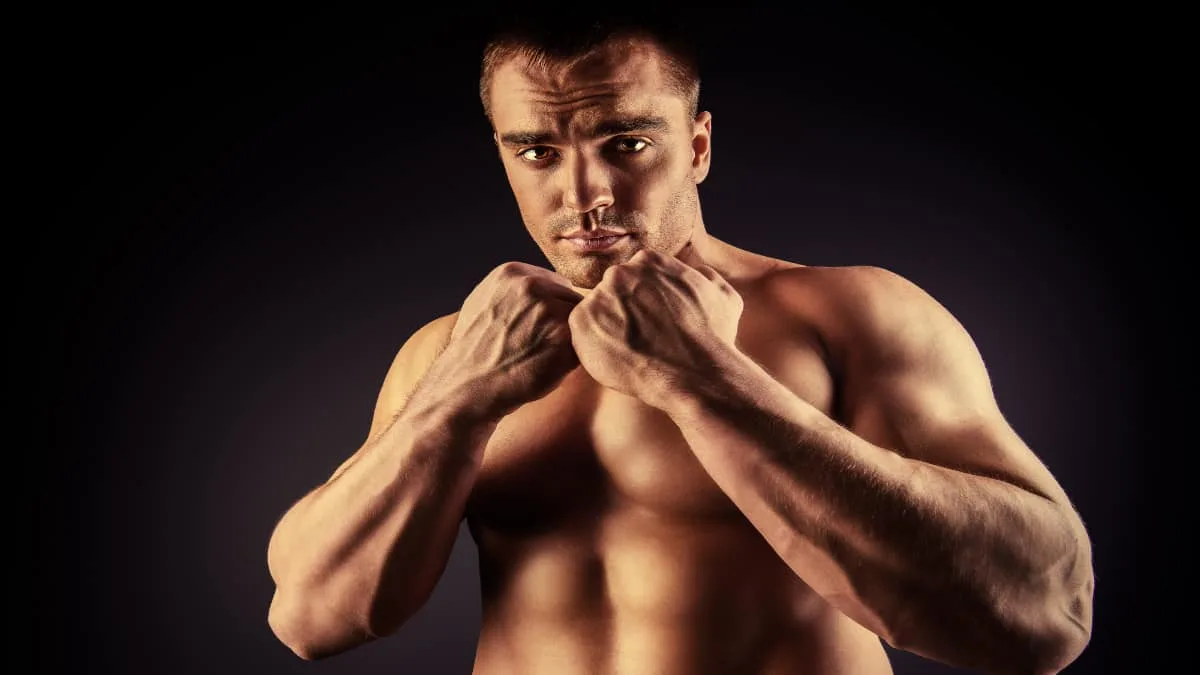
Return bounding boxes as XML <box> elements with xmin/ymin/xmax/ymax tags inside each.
<box><xmin>488</xmin><ymin>39</ymin><xmax>712</xmax><ymax>289</ymax></box>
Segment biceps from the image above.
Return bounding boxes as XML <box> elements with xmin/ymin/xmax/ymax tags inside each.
<box><xmin>849</xmin><ymin>374</ymin><xmax>1070</xmax><ymax>506</ymax></box>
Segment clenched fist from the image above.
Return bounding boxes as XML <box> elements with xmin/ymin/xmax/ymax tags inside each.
<box><xmin>441</xmin><ymin>261</ymin><xmax>584</xmax><ymax>419</ymax></box>
<box><xmin>568</xmin><ymin>245</ymin><xmax>744</xmax><ymax>404</ymax></box>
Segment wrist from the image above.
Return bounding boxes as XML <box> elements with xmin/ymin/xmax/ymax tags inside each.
<box><xmin>643</xmin><ymin>337</ymin><xmax>750</xmax><ymax>420</ymax></box>
<box><xmin>400</xmin><ymin>389</ymin><xmax>498</xmax><ymax>444</ymax></box>
<box><xmin>407</xmin><ymin>363</ymin><xmax>508</xmax><ymax>431</ymax></box>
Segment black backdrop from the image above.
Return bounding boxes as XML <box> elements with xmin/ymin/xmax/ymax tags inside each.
<box><xmin>37</xmin><ymin>5</ymin><xmax>1183</xmax><ymax>674</ymax></box>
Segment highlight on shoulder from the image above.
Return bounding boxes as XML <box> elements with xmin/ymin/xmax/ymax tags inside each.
<box><xmin>760</xmin><ymin>263</ymin><xmax>969</xmax><ymax>357</ymax></box>
<box><xmin>365</xmin><ymin>311</ymin><xmax>461</xmax><ymax>441</ymax></box>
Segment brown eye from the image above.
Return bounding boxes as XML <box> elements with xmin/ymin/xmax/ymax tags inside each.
<box><xmin>518</xmin><ymin>147</ymin><xmax>555</xmax><ymax>162</ymax></box>
<box><xmin>614</xmin><ymin>138</ymin><xmax>650</xmax><ymax>153</ymax></box>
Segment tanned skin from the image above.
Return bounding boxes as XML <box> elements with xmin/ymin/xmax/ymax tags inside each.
<box><xmin>266</xmin><ymin>35</ymin><xmax>1094</xmax><ymax>675</ymax></box>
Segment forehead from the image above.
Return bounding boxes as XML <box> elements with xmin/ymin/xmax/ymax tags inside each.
<box><xmin>489</xmin><ymin>39</ymin><xmax>687</xmax><ymax>131</ymax></box>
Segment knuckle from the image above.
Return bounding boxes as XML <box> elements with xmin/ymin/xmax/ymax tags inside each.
<box><xmin>514</xmin><ymin>275</ymin><xmax>537</xmax><ymax>292</ymax></box>
<box><xmin>495</xmin><ymin>261</ymin><xmax>526</xmax><ymax>278</ymax></box>
<box><xmin>611</xmin><ymin>267</ymin><xmax>637</xmax><ymax>284</ymax></box>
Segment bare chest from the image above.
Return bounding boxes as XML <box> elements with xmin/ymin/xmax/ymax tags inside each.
<box><xmin>464</xmin><ymin>298</ymin><xmax>836</xmax><ymax>532</ymax></box>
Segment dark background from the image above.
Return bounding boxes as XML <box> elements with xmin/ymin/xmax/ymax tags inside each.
<box><xmin>38</xmin><ymin>4</ymin><xmax>1183</xmax><ymax>674</ymax></box>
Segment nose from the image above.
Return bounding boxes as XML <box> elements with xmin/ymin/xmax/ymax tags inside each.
<box><xmin>560</xmin><ymin>151</ymin><xmax>614</xmax><ymax>214</ymax></box>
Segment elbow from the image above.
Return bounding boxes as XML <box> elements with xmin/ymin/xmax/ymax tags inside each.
<box><xmin>267</xmin><ymin>586</ymin><xmax>375</xmax><ymax>661</ymax></box>
<box><xmin>998</xmin><ymin>572</ymin><xmax>1095</xmax><ymax>675</ymax></box>
<box><xmin>270</xmin><ymin>621</ymin><xmax>321</xmax><ymax>662</ymax></box>
<box><xmin>268</xmin><ymin>589</ymin><xmax>333</xmax><ymax>661</ymax></box>
<box><xmin>968</xmin><ymin>604</ymin><xmax>1092</xmax><ymax>675</ymax></box>
<box><xmin>886</xmin><ymin>568</ymin><xmax>1093</xmax><ymax>674</ymax></box>
<box><xmin>1028</xmin><ymin>585</ymin><xmax>1094</xmax><ymax>674</ymax></box>
<box><xmin>267</xmin><ymin>582</ymin><xmax>429</xmax><ymax>661</ymax></box>
<box><xmin>1003</xmin><ymin>622</ymin><xmax>1090</xmax><ymax>675</ymax></box>
<box><xmin>993</xmin><ymin>516</ymin><xmax>1096</xmax><ymax>674</ymax></box>
<box><xmin>1036</xmin><ymin>631</ymin><xmax>1091</xmax><ymax>675</ymax></box>
<box><xmin>1029</xmin><ymin>538</ymin><xmax>1096</xmax><ymax>673</ymax></box>
<box><xmin>267</xmin><ymin>591</ymin><xmax>320</xmax><ymax>661</ymax></box>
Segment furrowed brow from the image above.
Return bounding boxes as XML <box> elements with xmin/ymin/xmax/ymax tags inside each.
<box><xmin>591</xmin><ymin>115</ymin><xmax>670</xmax><ymax>137</ymax></box>
<box><xmin>498</xmin><ymin>115</ymin><xmax>671</xmax><ymax>147</ymax></box>
<box><xmin>498</xmin><ymin>130</ymin><xmax>555</xmax><ymax>146</ymax></box>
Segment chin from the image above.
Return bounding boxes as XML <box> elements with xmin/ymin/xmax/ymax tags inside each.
<box><xmin>549</xmin><ymin>244</ymin><xmax>643</xmax><ymax>288</ymax></box>
<box><xmin>558</xmin><ymin>264</ymin><xmax>605</xmax><ymax>289</ymax></box>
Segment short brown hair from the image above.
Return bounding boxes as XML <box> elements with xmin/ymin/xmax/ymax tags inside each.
<box><xmin>479</xmin><ymin>11</ymin><xmax>701</xmax><ymax>123</ymax></box>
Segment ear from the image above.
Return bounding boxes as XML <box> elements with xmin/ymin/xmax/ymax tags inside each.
<box><xmin>492</xmin><ymin>131</ymin><xmax>508</xmax><ymax>163</ymax></box>
<box><xmin>690</xmin><ymin>111</ymin><xmax>713</xmax><ymax>184</ymax></box>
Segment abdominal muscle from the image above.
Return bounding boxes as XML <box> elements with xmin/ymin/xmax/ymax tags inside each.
<box><xmin>468</xmin><ymin>501</ymin><xmax>893</xmax><ymax>675</ymax></box>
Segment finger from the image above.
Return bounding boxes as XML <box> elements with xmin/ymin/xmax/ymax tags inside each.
<box><xmin>667</xmin><ymin>242</ymin><xmax>718</xmax><ymax>282</ymax></box>
<box><xmin>628</xmin><ymin>248</ymin><xmax>655</xmax><ymax>266</ymax></box>
<box><xmin>693</xmin><ymin>264</ymin><xmax>722</xmax><ymax>283</ymax></box>
<box><xmin>670</xmin><ymin>241</ymin><xmax>731</xmax><ymax>286</ymax></box>
<box><xmin>524</xmin><ymin>264</ymin><xmax>578</xmax><ymax>288</ymax></box>
<box><xmin>701</xmin><ymin>265</ymin><xmax>739</xmax><ymax>296</ymax></box>
<box><xmin>673</xmin><ymin>241</ymin><xmax>707</xmax><ymax>269</ymax></box>
<box><xmin>528</xmin><ymin>274</ymin><xmax>585</xmax><ymax>304</ymax></box>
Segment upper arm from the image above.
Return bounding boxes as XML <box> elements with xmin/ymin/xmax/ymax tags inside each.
<box><xmin>326</xmin><ymin>311</ymin><xmax>460</xmax><ymax>482</ymax></box>
<box><xmin>814</xmin><ymin>266</ymin><xmax>1074</xmax><ymax>508</ymax></box>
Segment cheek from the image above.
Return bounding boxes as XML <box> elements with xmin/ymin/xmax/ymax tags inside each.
<box><xmin>506</xmin><ymin>168</ymin><xmax>555</xmax><ymax>212</ymax></box>
<box><xmin>615</xmin><ymin>151</ymin><xmax>686</xmax><ymax>207</ymax></box>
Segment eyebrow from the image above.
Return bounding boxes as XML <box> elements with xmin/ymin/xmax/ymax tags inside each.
<box><xmin>498</xmin><ymin>115</ymin><xmax>671</xmax><ymax>146</ymax></box>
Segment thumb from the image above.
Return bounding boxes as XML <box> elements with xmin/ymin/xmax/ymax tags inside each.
<box><xmin>674</xmin><ymin>241</ymin><xmax>721</xmax><ymax>279</ymax></box>
<box><xmin>693</xmin><ymin>264</ymin><xmax>723</xmax><ymax>283</ymax></box>
<box><xmin>674</xmin><ymin>240</ymin><xmax>707</xmax><ymax>269</ymax></box>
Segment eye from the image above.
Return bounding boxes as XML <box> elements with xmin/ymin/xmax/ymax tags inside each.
<box><xmin>518</xmin><ymin>146</ymin><xmax>556</xmax><ymax>162</ymax></box>
<box><xmin>614</xmin><ymin>137</ymin><xmax>650</xmax><ymax>153</ymax></box>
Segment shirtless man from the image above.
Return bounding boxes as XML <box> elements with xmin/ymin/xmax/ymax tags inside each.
<box><xmin>265</xmin><ymin>14</ymin><xmax>1094</xmax><ymax>674</ymax></box>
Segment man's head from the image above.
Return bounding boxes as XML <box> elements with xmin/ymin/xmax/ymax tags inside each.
<box><xmin>479</xmin><ymin>12</ymin><xmax>712</xmax><ymax>289</ymax></box>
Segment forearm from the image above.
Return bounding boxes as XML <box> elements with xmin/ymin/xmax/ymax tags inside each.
<box><xmin>268</xmin><ymin>381</ymin><xmax>498</xmax><ymax>657</ymax></box>
<box><xmin>653</xmin><ymin>345</ymin><xmax>1090</xmax><ymax>673</ymax></box>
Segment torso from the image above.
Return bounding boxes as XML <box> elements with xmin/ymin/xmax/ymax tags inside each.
<box><xmin>463</xmin><ymin>250</ymin><xmax>893</xmax><ymax>674</ymax></box>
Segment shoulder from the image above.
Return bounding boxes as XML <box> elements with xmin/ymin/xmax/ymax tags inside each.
<box><xmin>763</xmin><ymin>263</ymin><xmax>942</xmax><ymax>327</ymax></box>
<box><xmin>762</xmin><ymin>264</ymin><xmax>976</xmax><ymax>371</ymax></box>
<box><xmin>386</xmin><ymin>310</ymin><xmax>461</xmax><ymax>385</ymax></box>
<box><xmin>407</xmin><ymin>311</ymin><xmax>461</xmax><ymax>356</ymax></box>
<box><xmin>330</xmin><ymin>309</ymin><xmax>463</xmax><ymax>475</ymax></box>
<box><xmin>368</xmin><ymin>310</ymin><xmax>461</xmax><ymax>434</ymax></box>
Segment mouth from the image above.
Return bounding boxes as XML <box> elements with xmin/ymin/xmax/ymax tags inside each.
<box><xmin>561</xmin><ymin>234</ymin><xmax>632</xmax><ymax>252</ymax></box>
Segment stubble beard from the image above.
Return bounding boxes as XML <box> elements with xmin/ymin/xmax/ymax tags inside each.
<box><xmin>538</xmin><ymin>188</ymin><xmax>699</xmax><ymax>289</ymax></box>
